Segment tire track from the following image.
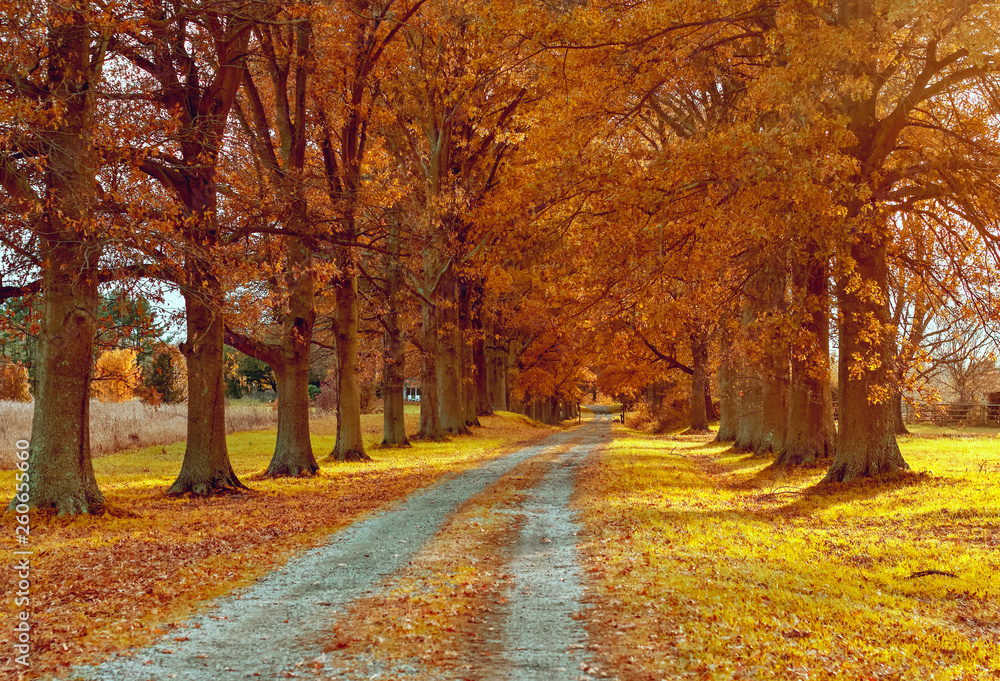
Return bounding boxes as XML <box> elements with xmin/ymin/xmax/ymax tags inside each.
<box><xmin>64</xmin><ymin>431</ymin><xmax>580</xmax><ymax>681</ymax></box>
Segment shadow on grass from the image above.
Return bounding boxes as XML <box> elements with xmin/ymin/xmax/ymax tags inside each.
<box><xmin>773</xmin><ymin>470</ymin><xmax>937</xmax><ymax>517</ymax></box>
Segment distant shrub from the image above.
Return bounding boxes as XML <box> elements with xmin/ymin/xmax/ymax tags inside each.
<box><xmin>308</xmin><ymin>384</ymin><xmax>321</xmax><ymax>401</ymax></box>
<box><xmin>93</xmin><ymin>349</ymin><xmax>140</xmax><ymax>402</ymax></box>
<box><xmin>0</xmin><ymin>364</ymin><xmax>31</xmax><ymax>402</ymax></box>
<box><xmin>143</xmin><ymin>347</ymin><xmax>187</xmax><ymax>403</ymax></box>
<box><xmin>316</xmin><ymin>372</ymin><xmax>338</xmax><ymax>413</ymax></box>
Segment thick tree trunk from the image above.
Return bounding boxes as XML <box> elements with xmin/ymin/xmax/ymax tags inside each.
<box><xmin>779</xmin><ymin>365</ymin><xmax>836</xmax><ymax>466</ymax></box>
<box><xmin>459</xmin><ymin>280</ymin><xmax>480</xmax><ymax>427</ymax></box>
<box><xmin>269</xmin><ymin>357</ymin><xmax>318</xmax><ymax>476</ymax></box>
<box><xmin>437</xmin><ymin>272</ymin><xmax>469</xmax><ymax>434</ymax></box>
<box><xmin>825</xmin><ymin>230</ymin><xmax>908</xmax><ymax>482</ymax></box>
<box><xmin>715</xmin><ymin>332</ymin><xmax>738</xmax><ymax>442</ymax></box>
<box><xmin>776</xmin><ymin>255</ymin><xmax>836</xmax><ymax>466</ymax></box>
<box><xmin>688</xmin><ymin>333</ymin><xmax>710</xmax><ymax>432</ymax></box>
<box><xmin>417</xmin><ymin>290</ymin><xmax>445</xmax><ymax>440</ymax></box>
<box><xmin>16</xmin><ymin>9</ymin><xmax>106</xmax><ymax>514</ymax></box>
<box><xmin>331</xmin><ymin>271</ymin><xmax>370</xmax><ymax>461</ymax></box>
<box><xmin>24</xmin><ymin>268</ymin><xmax>105</xmax><ymax>514</ymax></box>
<box><xmin>267</xmin><ymin>236</ymin><xmax>319</xmax><ymax>477</ymax></box>
<box><xmin>474</xmin><ymin>323</ymin><xmax>492</xmax><ymax>417</ymax></box>
<box><xmin>733</xmin><ymin>372</ymin><xmax>763</xmax><ymax>451</ymax></box>
<box><xmin>732</xmin><ymin>285</ymin><xmax>765</xmax><ymax>452</ymax></box>
<box><xmin>382</xmin><ymin>334</ymin><xmax>409</xmax><ymax>446</ymax></box>
<box><xmin>488</xmin><ymin>344</ymin><xmax>509</xmax><ymax>412</ymax></box>
<box><xmin>758</xmin><ymin>360</ymin><xmax>789</xmax><ymax>456</ymax></box>
<box><xmin>171</xmin><ymin>277</ymin><xmax>245</xmax><ymax>495</ymax></box>
<box><xmin>757</xmin><ymin>267</ymin><xmax>790</xmax><ymax>456</ymax></box>
<box><xmin>382</xmin><ymin>228</ymin><xmax>409</xmax><ymax>447</ymax></box>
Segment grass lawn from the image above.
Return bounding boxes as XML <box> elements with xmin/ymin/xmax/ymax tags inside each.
<box><xmin>576</xmin><ymin>427</ymin><xmax>1000</xmax><ymax>680</ymax></box>
<box><xmin>0</xmin><ymin>410</ymin><xmax>555</xmax><ymax>679</ymax></box>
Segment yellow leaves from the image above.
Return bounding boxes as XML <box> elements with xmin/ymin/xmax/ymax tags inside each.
<box><xmin>0</xmin><ymin>363</ymin><xmax>31</xmax><ymax>401</ymax></box>
<box><xmin>93</xmin><ymin>348</ymin><xmax>141</xmax><ymax>403</ymax></box>
<box><xmin>576</xmin><ymin>430</ymin><xmax>1000</xmax><ymax>679</ymax></box>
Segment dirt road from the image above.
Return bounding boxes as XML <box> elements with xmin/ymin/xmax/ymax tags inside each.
<box><xmin>66</xmin><ymin>409</ymin><xmax>614</xmax><ymax>681</ymax></box>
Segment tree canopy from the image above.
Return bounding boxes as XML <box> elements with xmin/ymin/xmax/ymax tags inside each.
<box><xmin>4</xmin><ymin>0</ymin><xmax>1000</xmax><ymax>513</ymax></box>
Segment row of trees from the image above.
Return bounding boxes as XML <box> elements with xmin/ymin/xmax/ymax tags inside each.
<box><xmin>582</xmin><ymin>0</ymin><xmax>1000</xmax><ymax>481</ymax></box>
<box><xmin>1</xmin><ymin>0</ymin><xmax>588</xmax><ymax>513</ymax></box>
<box><xmin>3</xmin><ymin>0</ymin><xmax>1000</xmax><ymax>514</ymax></box>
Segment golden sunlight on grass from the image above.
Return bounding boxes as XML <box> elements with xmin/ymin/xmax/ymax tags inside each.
<box><xmin>0</xmin><ymin>400</ymin><xmax>277</xmax><ymax>470</ymax></box>
<box><xmin>0</xmin><ymin>412</ymin><xmax>556</xmax><ymax>679</ymax></box>
<box><xmin>575</xmin><ymin>428</ymin><xmax>1000</xmax><ymax>681</ymax></box>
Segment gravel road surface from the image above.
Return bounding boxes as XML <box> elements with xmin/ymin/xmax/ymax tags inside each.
<box><xmin>64</xmin><ymin>408</ymin><xmax>614</xmax><ymax>681</ymax></box>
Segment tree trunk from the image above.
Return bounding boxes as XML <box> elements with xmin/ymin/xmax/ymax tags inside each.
<box><xmin>16</xmin><ymin>7</ymin><xmax>106</xmax><ymax>514</ymax></box>
<box><xmin>488</xmin><ymin>343</ymin><xmax>508</xmax><ymax>412</ymax></box>
<box><xmin>437</xmin><ymin>271</ymin><xmax>469</xmax><ymax>434</ymax></box>
<box><xmin>417</xmin><ymin>282</ymin><xmax>445</xmax><ymax>440</ymax></box>
<box><xmin>171</xmin><ymin>275</ymin><xmax>246</xmax><ymax>495</ymax></box>
<box><xmin>382</xmin><ymin>226</ymin><xmax>409</xmax><ymax>447</ymax></box>
<box><xmin>891</xmin><ymin>391</ymin><xmax>909</xmax><ymax>435</ymax></box>
<box><xmin>757</xmin><ymin>267</ymin><xmax>790</xmax><ymax>457</ymax></box>
<box><xmin>269</xmin><ymin>356</ymin><xmax>318</xmax><ymax>476</ymax></box>
<box><xmin>688</xmin><ymin>333</ymin><xmax>710</xmax><ymax>432</ymax></box>
<box><xmin>776</xmin><ymin>254</ymin><xmax>837</xmax><ymax>466</ymax></box>
<box><xmin>331</xmin><ymin>269</ymin><xmax>370</xmax><ymax>461</ymax></box>
<box><xmin>460</xmin><ymin>280</ymin><xmax>480</xmax><ymax>427</ymax></box>
<box><xmin>24</xmin><ymin>266</ymin><xmax>105</xmax><ymax>514</ymax></box>
<box><xmin>704</xmin><ymin>379</ymin><xmax>717</xmax><ymax>422</ymax></box>
<box><xmin>824</xmin><ymin>229</ymin><xmax>908</xmax><ymax>482</ymax></box>
<box><xmin>732</xmin><ymin>284</ymin><xmax>765</xmax><ymax>452</ymax></box>
<box><xmin>267</xmin><ymin>236</ymin><xmax>319</xmax><ymax>476</ymax></box>
<box><xmin>733</xmin><ymin>372</ymin><xmax>763</xmax><ymax>451</ymax></box>
<box><xmin>474</xmin><ymin>320</ymin><xmax>492</xmax><ymax>417</ymax></box>
<box><xmin>238</xmin><ymin>20</ymin><xmax>319</xmax><ymax>477</ymax></box>
<box><xmin>715</xmin><ymin>331</ymin><xmax>738</xmax><ymax>442</ymax></box>
<box><xmin>758</xmin><ymin>360</ymin><xmax>789</xmax><ymax>456</ymax></box>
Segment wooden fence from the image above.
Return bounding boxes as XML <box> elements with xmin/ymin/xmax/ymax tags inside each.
<box><xmin>901</xmin><ymin>402</ymin><xmax>1000</xmax><ymax>427</ymax></box>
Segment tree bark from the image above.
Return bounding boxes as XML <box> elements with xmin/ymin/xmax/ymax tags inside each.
<box><xmin>733</xmin><ymin>291</ymin><xmax>764</xmax><ymax>453</ymax></box>
<box><xmin>267</xmin><ymin>235</ymin><xmax>319</xmax><ymax>476</ymax></box>
<box><xmin>474</xmin><ymin>319</ymin><xmax>492</xmax><ymax>417</ymax></box>
<box><xmin>488</xmin><ymin>343</ymin><xmax>509</xmax><ymax>412</ymax></box>
<box><xmin>331</xmin><ymin>269</ymin><xmax>370</xmax><ymax>461</ymax></box>
<box><xmin>417</xmin><ymin>265</ymin><xmax>445</xmax><ymax>440</ymax></box>
<box><xmin>382</xmin><ymin>224</ymin><xmax>410</xmax><ymax>447</ymax></box>
<box><xmin>15</xmin><ymin>5</ymin><xmax>106</xmax><ymax>514</ymax></box>
<box><xmin>688</xmin><ymin>333</ymin><xmax>710</xmax><ymax>432</ymax></box>
<box><xmin>437</xmin><ymin>271</ymin><xmax>470</xmax><ymax>434</ymax></box>
<box><xmin>776</xmin><ymin>254</ymin><xmax>836</xmax><ymax>465</ymax></box>
<box><xmin>269</xmin><ymin>354</ymin><xmax>318</xmax><ymax>476</ymax></box>
<box><xmin>459</xmin><ymin>279</ymin><xmax>480</xmax><ymax>427</ymax></box>
<box><xmin>824</xmin><ymin>228</ymin><xmax>908</xmax><ymax>482</ymax></box>
<box><xmin>704</xmin><ymin>380</ymin><xmax>717</xmax><ymax>422</ymax></box>
<box><xmin>891</xmin><ymin>392</ymin><xmax>909</xmax><ymax>435</ymax></box>
<box><xmin>171</xmin><ymin>273</ymin><xmax>245</xmax><ymax>495</ymax></box>
<box><xmin>224</xmin><ymin>245</ymin><xmax>319</xmax><ymax>477</ymax></box>
<box><xmin>757</xmin><ymin>267</ymin><xmax>790</xmax><ymax>456</ymax></box>
<box><xmin>25</xmin><ymin>259</ymin><xmax>105</xmax><ymax>514</ymax></box>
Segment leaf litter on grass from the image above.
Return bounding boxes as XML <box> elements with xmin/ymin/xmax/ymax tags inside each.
<box><xmin>0</xmin><ymin>412</ymin><xmax>559</xmax><ymax>680</ymax></box>
<box><xmin>574</xmin><ymin>427</ymin><xmax>1000</xmax><ymax>681</ymax></box>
